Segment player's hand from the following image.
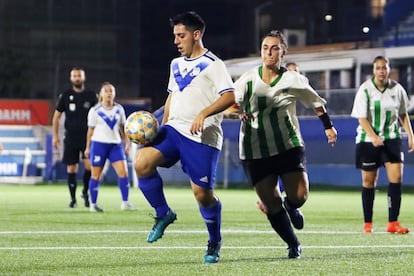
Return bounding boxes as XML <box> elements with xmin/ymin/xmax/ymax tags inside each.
<box><xmin>190</xmin><ymin>112</ymin><xmax>207</xmax><ymax>135</ymax></box>
<box><xmin>407</xmin><ymin>137</ymin><xmax>414</xmax><ymax>153</ymax></box>
<box><xmin>325</xmin><ymin>127</ymin><xmax>337</xmax><ymax>147</ymax></box>
<box><xmin>124</xmin><ymin>142</ymin><xmax>130</xmax><ymax>154</ymax></box>
<box><xmin>371</xmin><ymin>136</ymin><xmax>384</xmax><ymax>147</ymax></box>
<box><xmin>84</xmin><ymin>148</ymin><xmax>90</xmax><ymax>158</ymax></box>
<box><xmin>240</xmin><ymin>112</ymin><xmax>254</xmax><ymax>122</ymax></box>
<box><xmin>52</xmin><ymin>136</ymin><xmax>60</xmax><ymax>149</ymax></box>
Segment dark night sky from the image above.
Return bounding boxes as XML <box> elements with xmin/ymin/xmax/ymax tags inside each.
<box><xmin>0</xmin><ymin>0</ymin><xmax>388</xmax><ymax>109</ymax></box>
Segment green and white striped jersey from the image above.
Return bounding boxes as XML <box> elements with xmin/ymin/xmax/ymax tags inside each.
<box><xmin>234</xmin><ymin>66</ymin><xmax>326</xmax><ymax>160</ymax></box>
<box><xmin>351</xmin><ymin>78</ymin><xmax>409</xmax><ymax>143</ymax></box>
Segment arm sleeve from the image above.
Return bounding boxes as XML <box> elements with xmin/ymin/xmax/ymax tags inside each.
<box><xmin>87</xmin><ymin>107</ymin><xmax>97</xmax><ymax>128</ymax></box>
<box><xmin>351</xmin><ymin>87</ymin><xmax>367</xmax><ymax>118</ymax></box>
<box><xmin>289</xmin><ymin>74</ymin><xmax>326</xmax><ymax>108</ymax></box>
<box><xmin>210</xmin><ymin>60</ymin><xmax>235</xmax><ymax>95</ymax></box>
<box><xmin>398</xmin><ymin>84</ymin><xmax>409</xmax><ymax>115</ymax></box>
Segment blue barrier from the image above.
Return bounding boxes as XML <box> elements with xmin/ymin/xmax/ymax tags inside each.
<box><xmin>50</xmin><ymin>116</ymin><xmax>414</xmax><ymax>186</ymax></box>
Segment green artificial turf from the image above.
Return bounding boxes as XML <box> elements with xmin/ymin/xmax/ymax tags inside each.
<box><xmin>0</xmin><ymin>184</ymin><xmax>413</xmax><ymax>275</ymax></box>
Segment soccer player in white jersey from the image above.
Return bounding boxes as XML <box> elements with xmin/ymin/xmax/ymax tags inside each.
<box><xmin>133</xmin><ymin>11</ymin><xmax>235</xmax><ymax>264</ymax></box>
<box><xmin>351</xmin><ymin>56</ymin><xmax>414</xmax><ymax>234</ymax></box>
<box><xmin>225</xmin><ymin>30</ymin><xmax>337</xmax><ymax>259</ymax></box>
<box><xmin>84</xmin><ymin>82</ymin><xmax>136</xmax><ymax>212</ymax></box>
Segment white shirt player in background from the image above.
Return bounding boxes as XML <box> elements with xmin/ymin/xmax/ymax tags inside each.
<box><xmin>351</xmin><ymin>56</ymin><xmax>414</xmax><ymax>234</ymax></box>
<box><xmin>134</xmin><ymin>11</ymin><xmax>235</xmax><ymax>264</ymax></box>
<box><xmin>225</xmin><ymin>30</ymin><xmax>337</xmax><ymax>259</ymax></box>
<box><xmin>85</xmin><ymin>82</ymin><xmax>136</xmax><ymax>212</ymax></box>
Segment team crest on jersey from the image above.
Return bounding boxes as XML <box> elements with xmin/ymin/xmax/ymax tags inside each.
<box><xmin>190</xmin><ymin>66</ymin><xmax>201</xmax><ymax>77</ymax></box>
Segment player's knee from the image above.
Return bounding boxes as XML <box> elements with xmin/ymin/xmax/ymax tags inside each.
<box><xmin>134</xmin><ymin>161</ymin><xmax>150</xmax><ymax>177</ymax></box>
<box><xmin>286</xmin><ymin>193</ymin><xmax>308</xmax><ymax>209</ymax></box>
<box><xmin>192</xmin><ymin>187</ymin><xmax>215</xmax><ymax>208</ymax></box>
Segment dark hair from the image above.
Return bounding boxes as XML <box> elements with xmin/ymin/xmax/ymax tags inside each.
<box><xmin>170</xmin><ymin>11</ymin><xmax>205</xmax><ymax>34</ymax></box>
<box><xmin>262</xmin><ymin>30</ymin><xmax>288</xmax><ymax>50</ymax></box>
<box><xmin>71</xmin><ymin>66</ymin><xmax>84</xmax><ymax>72</ymax></box>
<box><xmin>373</xmin><ymin>55</ymin><xmax>390</xmax><ymax>65</ymax></box>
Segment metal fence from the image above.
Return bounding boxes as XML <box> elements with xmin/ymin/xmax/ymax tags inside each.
<box><xmin>296</xmin><ymin>89</ymin><xmax>357</xmax><ymax>117</ymax></box>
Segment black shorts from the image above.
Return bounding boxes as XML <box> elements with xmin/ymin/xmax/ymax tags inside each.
<box><xmin>355</xmin><ymin>139</ymin><xmax>403</xmax><ymax>171</ymax></box>
<box><xmin>241</xmin><ymin>147</ymin><xmax>306</xmax><ymax>185</ymax></box>
<box><xmin>62</xmin><ymin>135</ymin><xmax>87</xmax><ymax>165</ymax></box>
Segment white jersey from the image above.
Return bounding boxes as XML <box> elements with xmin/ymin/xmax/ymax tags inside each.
<box><xmin>166</xmin><ymin>50</ymin><xmax>234</xmax><ymax>150</ymax></box>
<box><xmin>351</xmin><ymin>78</ymin><xmax>409</xmax><ymax>143</ymax></box>
<box><xmin>87</xmin><ymin>103</ymin><xmax>126</xmax><ymax>144</ymax></box>
<box><xmin>234</xmin><ymin>66</ymin><xmax>326</xmax><ymax>160</ymax></box>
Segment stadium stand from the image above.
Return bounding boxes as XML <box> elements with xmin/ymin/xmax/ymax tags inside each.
<box><xmin>0</xmin><ymin>125</ymin><xmax>47</xmax><ymax>184</ymax></box>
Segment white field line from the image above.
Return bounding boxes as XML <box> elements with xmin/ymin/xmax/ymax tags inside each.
<box><xmin>0</xmin><ymin>229</ymin><xmax>410</xmax><ymax>235</ymax></box>
<box><xmin>1</xmin><ymin>229</ymin><xmax>413</xmax><ymax>251</ymax></box>
<box><xmin>2</xmin><ymin>245</ymin><xmax>414</xmax><ymax>251</ymax></box>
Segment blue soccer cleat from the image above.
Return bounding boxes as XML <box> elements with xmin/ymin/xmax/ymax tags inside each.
<box><xmin>203</xmin><ymin>241</ymin><xmax>222</xmax><ymax>264</ymax></box>
<box><xmin>147</xmin><ymin>209</ymin><xmax>177</xmax><ymax>243</ymax></box>
<box><xmin>283</xmin><ymin>198</ymin><xmax>304</xmax><ymax>230</ymax></box>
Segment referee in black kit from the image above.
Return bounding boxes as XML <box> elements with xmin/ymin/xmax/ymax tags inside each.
<box><xmin>52</xmin><ymin>67</ymin><xmax>98</xmax><ymax>208</ymax></box>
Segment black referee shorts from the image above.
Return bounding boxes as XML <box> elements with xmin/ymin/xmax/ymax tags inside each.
<box><xmin>62</xmin><ymin>135</ymin><xmax>87</xmax><ymax>165</ymax></box>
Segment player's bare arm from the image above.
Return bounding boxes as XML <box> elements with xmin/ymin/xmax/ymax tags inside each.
<box><xmin>399</xmin><ymin>113</ymin><xmax>414</xmax><ymax>152</ymax></box>
<box><xmin>358</xmin><ymin>118</ymin><xmax>384</xmax><ymax>147</ymax></box>
<box><xmin>84</xmin><ymin>128</ymin><xmax>94</xmax><ymax>158</ymax></box>
<box><xmin>162</xmin><ymin>94</ymin><xmax>172</xmax><ymax>125</ymax></box>
<box><xmin>52</xmin><ymin>110</ymin><xmax>62</xmax><ymax>149</ymax></box>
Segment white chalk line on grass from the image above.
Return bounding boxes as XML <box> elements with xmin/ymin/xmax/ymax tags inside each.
<box><xmin>0</xmin><ymin>229</ymin><xmax>407</xmax><ymax>235</ymax></box>
<box><xmin>1</xmin><ymin>245</ymin><xmax>414</xmax><ymax>251</ymax></box>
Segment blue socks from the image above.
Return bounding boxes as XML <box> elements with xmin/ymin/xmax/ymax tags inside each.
<box><xmin>118</xmin><ymin>177</ymin><xmax>130</xmax><ymax>201</ymax></box>
<box><xmin>138</xmin><ymin>171</ymin><xmax>169</xmax><ymax>217</ymax></box>
<box><xmin>89</xmin><ymin>178</ymin><xmax>100</xmax><ymax>204</ymax></box>
<box><xmin>200</xmin><ymin>200</ymin><xmax>222</xmax><ymax>243</ymax></box>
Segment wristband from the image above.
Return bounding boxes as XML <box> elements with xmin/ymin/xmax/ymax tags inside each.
<box><xmin>319</xmin><ymin>113</ymin><xmax>333</xmax><ymax>129</ymax></box>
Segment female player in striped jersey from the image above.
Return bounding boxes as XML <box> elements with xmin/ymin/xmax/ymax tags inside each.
<box><xmin>226</xmin><ymin>30</ymin><xmax>337</xmax><ymax>259</ymax></box>
<box><xmin>84</xmin><ymin>82</ymin><xmax>136</xmax><ymax>212</ymax></box>
<box><xmin>351</xmin><ymin>56</ymin><xmax>414</xmax><ymax>234</ymax></box>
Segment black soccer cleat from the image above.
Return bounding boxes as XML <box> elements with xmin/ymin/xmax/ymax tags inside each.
<box><xmin>81</xmin><ymin>193</ymin><xmax>90</xmax><ymax>207</ymax></box>
<box><xmin>288</xmin><ymin>244</ymin><xmax>302</xmax><ymax>259</ymax></box>
<box><xmin>68</xmin><ymin>199</ymin><xmax>77</xmax><ymax>208</ymax></box>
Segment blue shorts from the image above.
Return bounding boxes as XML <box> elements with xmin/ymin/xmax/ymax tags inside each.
<box><xmin>147</xmin><ymin>125</ymin><xmax>220</xmax><ymax>189</ymax></box>
<box><xmin>90</xmin><ymin>141</ymin><xmax>126</xmax><ymax>167</ymax></box>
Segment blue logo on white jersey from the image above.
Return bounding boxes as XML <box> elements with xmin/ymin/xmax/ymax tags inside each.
<box><xmin>172</xmin><ymin>61</ymin><xmax>209</xmax><ymax>91</ymax></box>
<box><xmin>97</xmin><ymin>107</ymin><xmax>120</xmax><ymax>129</ymax></box>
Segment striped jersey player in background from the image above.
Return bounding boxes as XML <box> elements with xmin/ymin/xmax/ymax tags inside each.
<box><xmin>351</xmin><ymin>56</ymin><xmax>414</xmax><ymax>234</ymax></box>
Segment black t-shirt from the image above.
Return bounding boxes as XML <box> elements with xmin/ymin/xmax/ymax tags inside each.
<box><xmin>55</xmin><ymin>88</ymin><xmax>98</xmax><ymax>138</ymax></box>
